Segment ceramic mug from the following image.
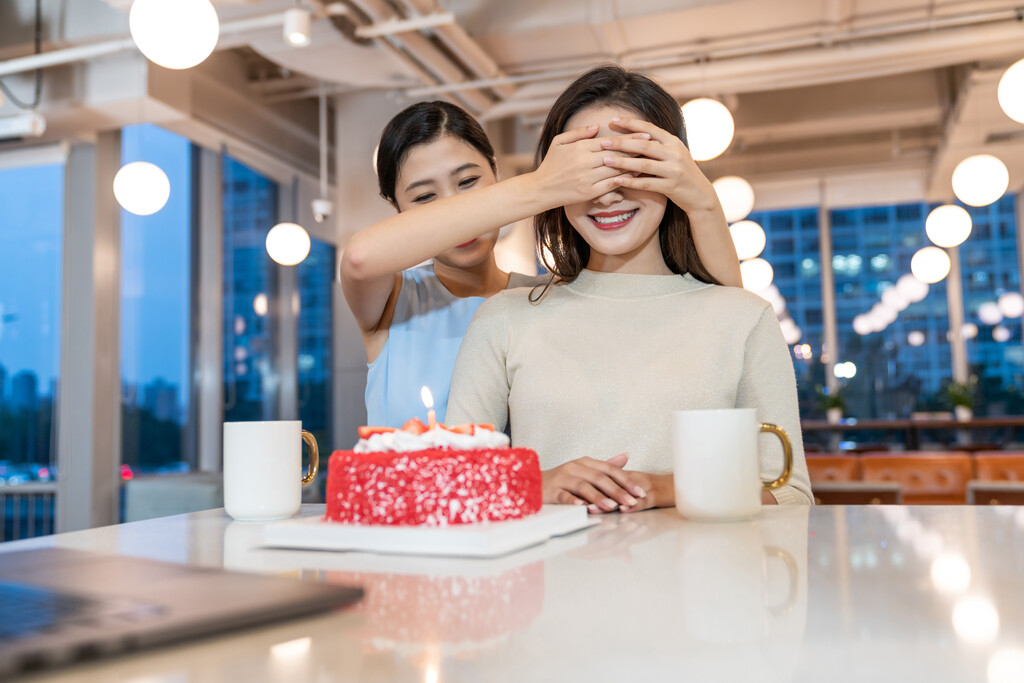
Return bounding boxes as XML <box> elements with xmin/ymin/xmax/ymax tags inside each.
<box><xmin>672</xmin><ymin>408</ymin><xmax>792</xmax><ymax>521</ymax></box>
<box><xmin>223</xmin><ymin>420</ymin><xmax>319</xmax><ymax>521</ymax></box>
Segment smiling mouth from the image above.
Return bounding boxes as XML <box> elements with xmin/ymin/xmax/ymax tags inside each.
<box><xmin>456</xmin><ymin>238</ymin><xmax>478</xmax><ymax>248</ymax></box>
<box><xmin>589</xmin><ymin>209</ymin><xmax>637</xmax><ymax>230</ymax></box>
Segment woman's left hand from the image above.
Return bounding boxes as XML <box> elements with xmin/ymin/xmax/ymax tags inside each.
<box><xmin>616</xmin><ymin>472</ymin><xmax>674</xmax><ymax>514</ymax></box>
<box><xmin>597</xmin><ymin>117</ymin><xmax>719</xmax><ymax>215</ymax></box>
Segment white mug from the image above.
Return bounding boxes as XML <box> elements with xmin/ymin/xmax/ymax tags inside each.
<box><xmin>672</xmin><ymin>408</ymin><xmax>792</xmax><ymax>521</ymax></box>
<box><xmin>223</xmin><ymin>420</ymin><xmax>319</xmax><ymax>521</ymax></box>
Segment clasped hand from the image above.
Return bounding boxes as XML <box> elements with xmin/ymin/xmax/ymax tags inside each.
<box><xmin>542</xmin><ymin>453</ymin><xmax>664</xmax><ymax>514</ymax></box>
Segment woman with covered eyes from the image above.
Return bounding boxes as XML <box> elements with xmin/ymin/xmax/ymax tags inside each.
<box><xmin>444</xmin><ymin>65</ymin><xmax>812</xmax><ymax>511</ymax></box>
<box><xmin>340</xmin><ymin>99</ymin><xmax>742</xmax><ymax>428</ymax></box>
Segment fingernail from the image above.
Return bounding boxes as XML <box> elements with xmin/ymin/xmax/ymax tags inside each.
<box><xmin>603</xmin><ymin>156</ymin><xmax>615</xmax><ymax>165</ymax></box>
<box><xmin>611</xmin><ymin>117</ymin><xmax>621</xmax><ymax>121</ymax></box>
<box><xmin>640</xmin><ymin>133</ymin><xmax>651</xmax><ymax>139</ymax></box>
<box><xmin>572</xmin><ymin>498</ymin><xmax>585</xmax><ymax>505</ymax></box>
<box><xmin>632</xmin><ymin>486</ymin><xmax>647</xmax><ymax>498</ymax></box>
<box><xmin>588</xmin><ymin>504</ymin><xmax>600</xmax><ymax>514</ymax></box>
<box><xmin>622</xmin><ymin>495</ymin><xmax>638</xmax><ymax>507</ymax></box>
<box><xmin>601</xmin><ymin>139</ymin><xmax>612</xmax><ymax>148</ymax></box>
<box><xmin>602</xmin><ymin>498</ymin><xmax>618</xmax><ymax>510</ymax></box>
<box><xmin>589</xmin><ymin>124</ymin><xmax>599</xmax><ymax>130</ymax></box>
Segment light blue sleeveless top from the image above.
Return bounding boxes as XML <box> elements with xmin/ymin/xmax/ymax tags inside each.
<box><xmin>365</xmin><ymin>266</ymin><xmax>542</xmax><ymax>428</ymax></box>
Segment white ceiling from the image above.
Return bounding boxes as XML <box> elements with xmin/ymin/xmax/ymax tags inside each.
<box><xmin>1</xmin><ymin>0</ymin><xmax>1023</xmax><ymax>203</ymax></box>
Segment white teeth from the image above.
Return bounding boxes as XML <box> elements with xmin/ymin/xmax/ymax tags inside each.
<box><xmin>591</xmin><ymin>209</ymin><xmax>636</xmax><ymax>224</ymax></box>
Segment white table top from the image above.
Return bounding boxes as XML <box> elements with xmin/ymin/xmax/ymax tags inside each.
<box><xmin>4</xmin><ymin>504</ymin><xmax>1024</xmax><ymax>682</ymax></box>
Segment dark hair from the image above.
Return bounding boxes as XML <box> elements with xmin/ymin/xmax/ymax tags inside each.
<box><xmin>376</xmin><ymin>101</ymin><xmax>497</xmax><ymax>204</ymax></box>
<box><xmin>534</xmin><ymin>65</ymin><xmax>722</xmax><ymax>286</ymax></box>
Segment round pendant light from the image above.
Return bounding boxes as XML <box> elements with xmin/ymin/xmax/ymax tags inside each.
<box><xmin>907</xmin><ymin>330</ymin><xmax>926</xmax><ymax>346</ymax></box>
<box><xmin>896</xmin><ymin>273</ymin><xmax>929</xmax><ymax>303</ymax></box>
<box><xmin>680</xmin><ymin>98</ymin><xmax>734</xmax><ymax>161</ymax></box>
<box><xmin>978</xmin><ymin>301</ymin><xmax>1003</xmax><ymax>326</ymax></box>
<box><xmin>729</xmin><ymin>220</ymin><xmax>766</xmax><ymax>260</ymax></box>
<box><xmin>952</xmin><ymin>154</ymin><xmax>1009</xmax><ymax>207</ymax></box>
<box><xmin>910</xmin><ymin>246</ymin><xmax>950</xmax><ymax>284</ymax></box>
<box><xmin>881</xmin><ymin>286</ymin><xmax>910</xmax><ymax>311</ymax></box>
<box><xmin>853</xmin><ymin>314</ymin><xmax>874</xmax><ymax>336</ymax></box>
<box><xmin>712</xmin><ymin>176</ymin><xmax>755</xmax><ymax>223</ymax></box>
<box><xmin>740</xmin><ymin>257</ymin><xmax>773</xmax><ymax>291</ymax></box>
<box><xmin>993</xmin><ymin>325</ymin><xmax>1012</xmax><ymax>343</ymax></box>
<box><xmin>130</xmin><ymin>0</ymin><xmax>220</xmax><ymax>70</ymax></box>
<box><xmin>998</xmin><ymin>58</ymin><xmax>1024</xmax><ymax>124</ymax></box>
<box><xmin>961</xmin><ymin>322</ymin><xmax>979</xmax><ymax>340</ymax></box>
<box><xmin>113</xmin><ymin>161</ymin><xmax>170</xmax><ymax>216</ymax></box>
<box><xmin>997</xmin><ymin>292</ymin><xmax>1024</xmax><ymax>319</ymax></box>
<box><xmin>266</xmin><ymin>222</ymin><xmax>311</xmax><ymax>266</ymax></box>
<box><xmin>925</xmin><ymin>204</ymin><xmax>972</xmax><ymax>248</ymax></box>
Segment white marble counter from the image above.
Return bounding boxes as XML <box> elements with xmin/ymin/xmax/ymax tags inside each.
<box><xmin>4</xmin><ymin>504</ymin><xmax>1024</xmax><ymax>682</ymax></box>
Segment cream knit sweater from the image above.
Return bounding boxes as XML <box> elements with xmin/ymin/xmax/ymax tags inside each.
<box><xmin>446</xmin><ymin>269</ymin><xmax>812</xmax><ymax>505</ymax></box>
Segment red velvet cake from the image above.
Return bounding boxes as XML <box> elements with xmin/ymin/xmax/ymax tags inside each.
<box><xmin>325</xmin><ymin>419</ymin><xmax>543</xmax><ymax>526</ymax></box>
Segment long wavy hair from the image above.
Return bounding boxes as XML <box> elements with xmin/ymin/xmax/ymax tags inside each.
<box><xmin>534</xmin><ymin>65</ymin><xmax>723</xmax><ymax>286</ymax></box>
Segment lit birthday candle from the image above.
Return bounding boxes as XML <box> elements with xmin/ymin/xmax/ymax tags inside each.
<box><xmin>420</xmin><ymin>386</ymin><xmax>436</xmax><ymax>430</ymax></box>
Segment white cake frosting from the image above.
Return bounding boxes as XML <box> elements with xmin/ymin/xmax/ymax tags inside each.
<box><xmin>353</xmin><ymin>427</ymin><xmax>511</xmax><ymax>454</ymax></box>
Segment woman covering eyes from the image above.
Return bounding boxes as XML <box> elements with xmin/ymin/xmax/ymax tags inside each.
<box><xmin>444</xmin><ymin>65</ymin><xmax>812</xmax><ymax>510</ymax></box>
<box><xmin>340</xmin><ymin>99</ymin><xmax>742</xmax><ymax>427</ymax></box>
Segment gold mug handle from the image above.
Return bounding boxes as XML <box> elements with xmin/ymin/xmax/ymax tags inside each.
<box><xmin>758</xmin><ymin>423</ymin><xmax>792</xmax><ymax>491</ymax></box>
<box><xmin>301</xmin><ymin>429</ymin><xmax>319</xmax><ymax>486</ymax></box>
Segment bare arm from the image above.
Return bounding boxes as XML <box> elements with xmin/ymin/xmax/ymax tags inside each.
<box><xmin>340</xmin><ymin>125</ymin><xmax>629</xmax><ymax>333</ymax></box>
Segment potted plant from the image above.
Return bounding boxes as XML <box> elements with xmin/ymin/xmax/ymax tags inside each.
<box><xmin>946</xmin><ymin>381</ymin><xmax>975</xmax><ymax>422</ymax></box>
<box><xmin>817</xmin><ymin>387</ymin><xmax>846</xmax><ymax>424</ymax></box>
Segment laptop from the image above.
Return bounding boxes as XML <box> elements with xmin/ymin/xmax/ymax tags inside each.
<box><xmin>0</xmin><ymin>547</ymin><xmax>363</xmax><ymax>677</ymax></box>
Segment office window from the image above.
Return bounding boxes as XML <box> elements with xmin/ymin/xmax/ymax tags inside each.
<box><xmin>831</xmin><ymin>203</ymin><xmax>952</xmax><ymax>419</ymax></box>
<box><xmin>0</xmin><ymin>154</ymin><xmax>63</xmax><ymax>484</ymax></box>
<box><xmin>298</xmin><ymin>238</ymin><xmax>335</xmax><ymax>451</ymax></box>
<box><xmin>748</xmin><ymin>206</ymin><xmax>825</xmax><ymax>420</ymax></box>
<box><xmin>959</xmin><ymin>196</ymin><xmax>1022</xmax><ymax>416</ymax></box>
<box><xmin>223</xmin><ymin>156</ymin><xmax>280</xmax><ymax>423</ymax></box>
<box><xmin>121</xmin><ymin>125</ymin><xmax>194</xmax><ymax>475</ymax></box>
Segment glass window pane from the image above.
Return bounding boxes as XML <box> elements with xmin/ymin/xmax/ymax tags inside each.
<box><xmin>960</xmin><ymin>196</ymin><xmax>1023</xmax><ymax>416</ymax></box>
<box><xmin>748</xmin><ymin>207</ymin><xmax>825</xmax><ymax>420</ymax></box>
<box><xmin>223</xmin><ymin>156</ymin><xmax>280</xmax><ymax>423</ymax></box>
<box><xmin>831</xmin><ymin>202</ymin><xmax>951</xmax><ymax>420</ymax></box>
<box><xmin>298</xmin><ymin>238</ymin><xmax>335</xmax><ymax>450</ymax></box>
<box><xmin>120</xmin><ymin>124</ymin><xmax>194</xmax><ymax>476</ymax></box>
<box><xmin>0</xmin><ymin>158</ymin><xmax>63</xmax><ymax>487</ymax></box>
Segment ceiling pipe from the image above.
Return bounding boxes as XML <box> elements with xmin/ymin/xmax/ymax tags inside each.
<box><xmin>404</xmin><ymin>7</ymin><xmax>1024</xmax><ymax>99</ymax></box>
<box><xmin>0</xmin><ymin>12</ymin><xmax>290</xmax><ymax>79</ymax></box>
<box><xmin>354</xmin><ymin>12</ymin><xmax>455</xmax><ymax>38</ymax></box>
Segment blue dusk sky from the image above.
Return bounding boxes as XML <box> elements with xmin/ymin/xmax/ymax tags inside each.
<box><xmin>0</xmin><ymin>124</ymin><xmax>191</xmax><ymax>396</ymax></box>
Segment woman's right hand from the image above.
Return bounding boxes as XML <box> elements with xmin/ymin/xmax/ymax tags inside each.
<box><xmin>531</xmin><ymin>125</ymin><xmax>650</xmax><ymax>210</ymax></box>
<box><xmin>542</xmin><ymin>453</ymin><xmax>648</xmax><ymax>513</ymax></box>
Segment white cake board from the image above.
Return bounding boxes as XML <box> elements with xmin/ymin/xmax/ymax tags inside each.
<box><xmin>262</xmin><ymin>505</ymin><xmax>595</xmax><ymax>558</ymax></box>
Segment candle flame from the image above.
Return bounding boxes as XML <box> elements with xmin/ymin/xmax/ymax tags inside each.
<box><xmin>420</xmin><ymin>385</ymin><xmax>434</xmax><ymax>409</ymax></box>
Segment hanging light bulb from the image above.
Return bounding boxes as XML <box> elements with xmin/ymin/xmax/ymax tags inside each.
<box><xmin>130</xmin><ymin>0</ymin><xmax>219</xmax><ymax>70</ymax></box>
<box><xmin>993</xmin><ymin>325</ymin><xmax>1012</xmax><ymax>343</ymax></box>
<box><xmin>978</xmin><ymin>301</ymin><xmax>1003</xmax><ymax>326</ymax></box>
<box><xmin>925</xmin><ymin>204</ymin><xmax>972</xmax><ymax>248</ymax></box>
<box><xmin>908</xmin><ymin>330</ymin><xmax>926</xmax><ymax>346</ymax></box>
<box><xmin>853</xmin><ymin>315</ymin><xmax>873</xmax><ymax>336</ymax></box>
<box><xmin>881</xmin><ymin>286</ymin><xmax>910</xmax><ymax>311</ymax></box>
<box><xmin>729</xmin><ymin>220</ymin><xmax>766</xmax><ymax>260</ymax></box>
<box><xmin>997</xmin><ymin>292</ymin><xmax>1024</xmax><ymax>319</ymax></box>
<box><xmin>266</xmin><ymin>222</ymin><xmax>311</xmax><ymax>266</ymax></box>
<box><xmin>896</xmin><ymin>273</ymin><xmax>929</xmax><ymax>303</ymax></box>
<box><xmin>712</xmin><ymin>176</ymin><xmax>755</xmax><ymax>223</ymax></box>
<box><xmin>740</xmin><ymin>257</ymin><xmax>773</xmax><ymax>291</ymax></box>
<box><xmin>952</xmin><ymin>155</ymin><xmax>1009</xmax><ymax>207</ymax></box>
<box><xmin>113</xmin><ymin>161</ymin><xmax>170</xmax><ymax>216</ymax></box>
<box><xmin>680</xmin><ymin>98</ymin><xmax>734</xmax><ymax>161</ymax></box>
<box><xmin>910</xmin><ymin>246</ymin><xmax>950</xmax><ymax>284</ymax></box>
<box><xmin>961</xmin><ymin>322</ymin><xmax>979</xmax><ymax>340</ymax></box>
<box><xmin>283</xmin><ymin>8</ymin><xmax>312</xmax><ymax>47</ymax></box>
<box><xmin>998</xmin><ymin>58</ymin><xmax>1024</xmax><ymax>124</ymax></box>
